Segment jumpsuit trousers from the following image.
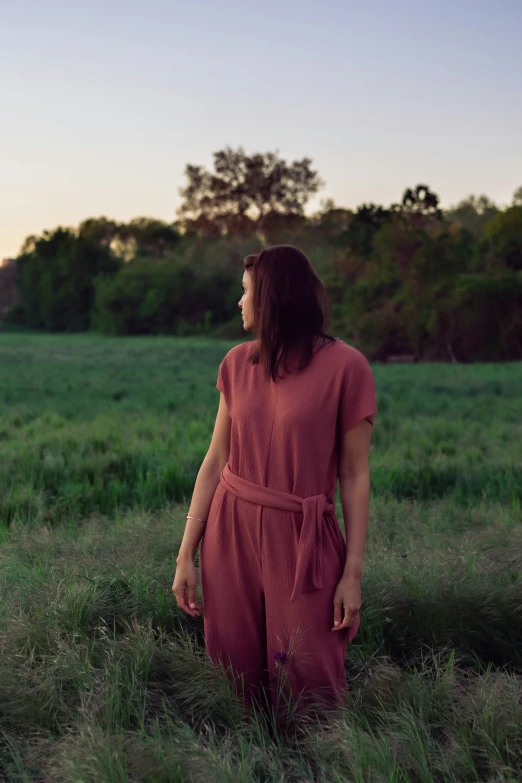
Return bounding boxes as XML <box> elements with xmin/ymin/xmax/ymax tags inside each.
<box><xmin>199</xmin><ymin>461</ymin><xmax>360</xmax><ymax>719</ymax></box>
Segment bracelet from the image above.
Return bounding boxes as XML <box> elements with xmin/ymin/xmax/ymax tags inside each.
<box><xmin>186</xmin><ymin>514</ymin><xmax>207</xmax><ymax>524</ymax></box>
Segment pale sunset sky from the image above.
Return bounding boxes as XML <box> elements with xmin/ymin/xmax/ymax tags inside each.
<box><xmin>1</xmin><ymin>0</ymin><xmax>521</xmax><ymax>259</ymax></box>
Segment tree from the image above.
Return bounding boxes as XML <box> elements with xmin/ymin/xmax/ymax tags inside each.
<box><xmin>78</xmin><ymin>216</ymin><xmax>180</xmax><ymax>261</ymax></box>
<box><xmin>340</xmin><ymin>203</ymin><xmax>394</xmax><ymax>258</ymax></box>
<box><xmin>0</xmin><ymin>259</ymin><xmax>18</xmax><ymax>318</ymax></box>
<box><xmin>176</xmin><ymin>146</ymin><xmax>323</xmax><ymax>238</ymax></box>
<box><xmin>444</xmin><ymin>194</ymin><xmax>499</xmax><ymax>236</ymax></box>
<box><xmin>92</xmin><ymin>258</ymin><xmax>234</xmax><ymax>335</ymax></box>
<box><xmin>400</xmin><ymin>184</ymin><xmax>442</xmax><ymax>222</ymax></box>
<box><xmin>483</xmin><ymin>206</ymin><xmax>522</xmax><ymax>271</ymax></box>
<box><xmin>363</xmin><ymin>186</ymin><xmax>442</xmax><ymax>358</ymax></box>
<box><xmin>309</xmin><ymin>200</ymin><xmax>353</xmax><ymax>243</ymax></box>
<box><xmin>512</xmin><ymin>186</ymin><xmax>522</xmax><ymax>207</ymax></box>
<box><xmin>78</xmin><ymin>217</ymin><xmax>120</xmax><ymax>247</ymax></box>
<box><xmin>119</xmin><ymin>218</ymin><xmax>180</xmax><ymax>260</ymax></box>
<box><xmin>19</xmin><ymin>228</ymin><xmax>122</xmax><ymax>331</ymax></box>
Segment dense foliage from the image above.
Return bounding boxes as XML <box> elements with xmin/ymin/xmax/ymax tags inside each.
<box><xmin>3</xmin><ymin>148</ymin><xmax>522</xmax><ymax>360</ymax></box>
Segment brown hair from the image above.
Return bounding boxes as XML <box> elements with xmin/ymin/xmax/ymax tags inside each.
<box><xmin>243</xmin><ymin>244</ymin><xmax>336</xmax><ymax>382</ymax></box>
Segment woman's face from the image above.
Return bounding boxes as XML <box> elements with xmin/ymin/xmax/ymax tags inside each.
<box><xmin>238</xmin><ymin>270</ymin><xmax>254</xmax><ymax>331</ymax></box>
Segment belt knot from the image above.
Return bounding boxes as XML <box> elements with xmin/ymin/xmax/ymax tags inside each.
<box><xmin>219</xmin><ymin>463</ymin><xmax>339</xmax><ymax>602</ymax></box>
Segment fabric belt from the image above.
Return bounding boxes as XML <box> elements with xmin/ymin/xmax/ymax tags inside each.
<box><xmin>218</xmin><ymin>462</ymin><xmax>346</xmax><ymax>602</ymax></box>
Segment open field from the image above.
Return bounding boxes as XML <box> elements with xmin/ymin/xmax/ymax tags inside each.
<box><xmin>0</xmin><ymin>333</ymin><xmax>521</xmax><ymax>781</ymax></box>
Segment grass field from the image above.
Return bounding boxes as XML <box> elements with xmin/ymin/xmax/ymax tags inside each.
<box><xmin>0</xmin><ymin>333</ymin><xmax>521</xmax><ymax>782</ymax></box>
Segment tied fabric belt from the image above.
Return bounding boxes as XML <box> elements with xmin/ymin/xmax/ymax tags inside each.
<box><xmin>219</xmin><ymin>462</ymin><xmax>346</xmax><ymax>603</ymax></box>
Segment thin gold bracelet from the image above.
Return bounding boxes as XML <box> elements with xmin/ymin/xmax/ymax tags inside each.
<box><xmin>186</xmin><ymin>514</ymin><xmax>206</xmax><ymax>523</ymax></box>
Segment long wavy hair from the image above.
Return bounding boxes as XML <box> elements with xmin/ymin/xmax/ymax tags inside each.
<box><xmin>243</xmin><ymin>244</ymin><xmax>336</xmax><ymax>382</ymax></box>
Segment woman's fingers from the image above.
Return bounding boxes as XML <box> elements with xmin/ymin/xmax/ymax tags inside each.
<box><xmin>332</xmin><ymin>604</ymin><xmax>359</xmax><ymax>632</ymax></box>
<box><xmin>187</xmin><ymin>583</ymin><xmax>203</xmax><ymax>611</ymax></box>
<box><xmin>172</xmin><ymin>582</ymin><xmax>203</xmax><ymax>616</ymax></box>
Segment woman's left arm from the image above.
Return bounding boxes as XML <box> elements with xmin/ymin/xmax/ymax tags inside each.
<box><xmin>332</xmin><ymin>418</ymin><xmax>373</xmax><ymax>631</ymax></box>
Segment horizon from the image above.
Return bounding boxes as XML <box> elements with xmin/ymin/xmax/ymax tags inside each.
<box><xmin>2</xmin><ymin>0</ymin><xmax>521</xmax><ymax>259</ymax></box>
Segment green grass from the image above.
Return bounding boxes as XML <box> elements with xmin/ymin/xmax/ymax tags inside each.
<box><xmin>0</xmin><ymin>333</ymin><xmax>521</xmax><ymax>781</ymax></box>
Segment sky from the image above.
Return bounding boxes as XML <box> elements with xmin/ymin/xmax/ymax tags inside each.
<box><xmin>1</xmin><ymin>0</ymin><xmax>521</xmax><ymax>259</ymax></box>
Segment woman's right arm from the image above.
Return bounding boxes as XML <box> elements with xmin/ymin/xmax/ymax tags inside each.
<box><xmin>176</xmin><ymin>390</ymin><xmax>231</xmax><ymax>560</ymax></box>
<box><xmin>175</xmin><ymin>456</ymin><xmax>223</xmax><ymax>561</ymax></box>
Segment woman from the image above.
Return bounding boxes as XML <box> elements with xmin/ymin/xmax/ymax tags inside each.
<box><xmin>172</xmin><ymin>245</ymin><xmax>377</xmax><ymax>720</ymax></box>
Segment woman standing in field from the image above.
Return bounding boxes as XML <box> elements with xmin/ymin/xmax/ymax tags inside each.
<box><xmin>172</xmin><ymin>245</ymin><xmax>377</xmax><ymax>722</ymax></box>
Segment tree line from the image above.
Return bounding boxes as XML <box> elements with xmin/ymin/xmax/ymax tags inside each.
<box><xmin>2</xmin><ymin>147</ymin><xmax>522</xmax><ymax>361</ymax></box>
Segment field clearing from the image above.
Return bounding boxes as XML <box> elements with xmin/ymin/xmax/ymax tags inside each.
<box><xmin>0</xmin><ymin>333</ymin><xmax>521</xmax><ymax>781</ymax></box>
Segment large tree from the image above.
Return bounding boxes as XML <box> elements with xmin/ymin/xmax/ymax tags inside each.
<box><xmin>19</xmin><ymin>228</ymin><xmax>121</xmax><ymax>331</ymax></box>
<box><xmin>176</xmin><ymin>146</ymin><xmax>323</xmax><ymax>238</ymax></box>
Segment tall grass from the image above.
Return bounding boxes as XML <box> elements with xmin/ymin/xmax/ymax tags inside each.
<box><xmin>0</xmin><ymin>333</ymin><xmax>521</xmax><ymax>780</ymax></box>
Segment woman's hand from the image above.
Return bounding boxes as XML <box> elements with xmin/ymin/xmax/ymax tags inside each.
<box><xmin>172</xmin><ymin>556</ymin><xmax>204</xmax><ymax>617</ymax></box>
<box><xmin>331</xmin><ymin>575</ymin><xmax>361</xmax><ymax>635</ymax></box>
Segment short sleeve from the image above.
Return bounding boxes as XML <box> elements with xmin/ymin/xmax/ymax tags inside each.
<box><xmin>216</xmin><ymin>353</ymin><xmax>230</xmax><ymax>409</ymax></box>
<box><xmin>216</xmin><ymin>361</ymin><xmax>224</xmax><ymax>393</ymax></box>
<box><xmin>337</xmin><ymin>350</ymin><xmax>377</xmax><ymax>437</ymax></box>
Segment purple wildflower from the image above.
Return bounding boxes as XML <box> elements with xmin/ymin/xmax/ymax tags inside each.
<box><xmin>273</xmin><ymin>651</ymin><xmax>288</xmax><ymax>666</ymax></box>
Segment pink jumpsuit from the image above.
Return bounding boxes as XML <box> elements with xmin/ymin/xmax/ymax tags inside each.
<box><xmin>199</xmin><ymin>337</ymin><xmax>377</xmax><ymax>718</ymax></box>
